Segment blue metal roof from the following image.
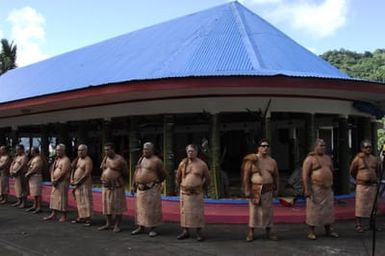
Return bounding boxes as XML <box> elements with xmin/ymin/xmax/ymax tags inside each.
<box><xmin>0</xmin><ymin>1</ymin><xmax>350</xmax><ymax>103</ymax></box>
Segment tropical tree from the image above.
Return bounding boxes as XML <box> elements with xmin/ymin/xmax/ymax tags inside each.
<box><xmin>320</xmin><ymin>48</ymin><xmax>385</xmax><ymax>83</ymax></box>
<box><xmin>0</xmin><ymin>38</ymin><xmax>17</xmax><ymax>75</ymax></box>
<box><xmin>321</xmin><ymin>49</ymin><xmax>385</xmax><ymax>149</ymax></box>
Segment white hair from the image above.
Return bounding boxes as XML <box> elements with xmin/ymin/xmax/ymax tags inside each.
<box><xmin>143</xmin><ymin>142</ymin><xmax>154</xmax><ymax>150</ymax></box>
<box><xmin>78</xmin><ymin>144</ymin><xmax>88</xmax><ymax>151</ymax></box>
<box><xmin>56</xmin><ymin>144</ymin><xmax>66</xmax><ymax>151</ymax></box>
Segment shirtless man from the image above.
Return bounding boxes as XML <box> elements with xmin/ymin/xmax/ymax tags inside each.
<box><xmin>25</xmin><ymin>147</ymin><xmax>43</xmax><ymax>213</ymax></box>
<box><xmin>0</xmin><ymin>146</ymin><xmax>11</xmax><ymax>204</ymax></box>
<box><xmin>98</xmin><ymin>143</ymin><xmax>128</xmax><ymax>233</ymax></box>
<box><xmin>10</xmin><ymin>144</ymin><xmax>29</xmax><ymax>208</ymax></box>
<box><xmin>71</xmin><ymin>144</ymin><xmax>93</xmax><ymax>226</ymax></box>
<box><xmin>131</xmin><ymin>142</ymin><xmax>166</xmax><ymax>237</ymax></box>
<box><xmin>242</xmin><ymin>139</ymin><xmax>279</xmax><ymax>242</ymax></box>
<box><xmin>350</xmin><ymin>140</ymin><xmax>379</xmax><ymax>232</ymax></box>
<box><xmin>176</xmin><ymin>144</ymin><xmax>211</xmax><ymax>242</ymax></box>
<box><xmin>302</xmin><ymin>138</ymin><xmax>339</xmax><ymax>240</ymax></box>
<box><xmin>43</xmin><ymin>144</ymin><xmax>71</xmax><ymax>222</ymax></box>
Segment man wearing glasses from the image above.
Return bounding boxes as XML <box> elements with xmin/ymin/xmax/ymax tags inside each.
<box><xmin>242</xmin><ymin>139</ymin><xmax>279</xmax><ymax>242</ymax></box>
<box><xmin>350</xmin><ymin>140</ymin><xmax>380</xmax><ymax>233</ymax></box>
<box><xmin>302</xmin><ymin>138</ymin><xmax>339</xmax><ymax>240</ymax></box>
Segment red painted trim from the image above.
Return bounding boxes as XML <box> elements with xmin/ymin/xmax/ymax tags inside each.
<box><xmin>0</xmin><ymin>93</ymin><xmax>354</xmax><ymax>120</ymax></box>
<box><xmin>0</xmin><ymin>76</ymin><xmax>384</xmax><ymax>113</ymax></box>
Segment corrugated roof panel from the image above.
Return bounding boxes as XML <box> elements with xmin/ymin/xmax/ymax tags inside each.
<box><xmin>238</xmin><ymin>4</ymin><xmax>347</xmax><ymax>77</ymax></box>
<box><xmin>185</xmin><ymin>11</ymin><xmax>254</xmax><ymax>73</ymax></box>
<box><xmin>0</xmin><ymin>2</ymin><xmax>352</xmax><ymax>103</ymax></box>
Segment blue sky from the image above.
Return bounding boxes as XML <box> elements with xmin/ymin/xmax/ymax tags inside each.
<box><xmin>0</xmin><ymin>0</ymin><xmax>383</xmax><ymax>67</ymax></box>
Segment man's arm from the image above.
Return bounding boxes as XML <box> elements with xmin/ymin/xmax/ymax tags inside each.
<box><xmin>53</xmin><ymin>158</ymin><xmax>71</xmax><ymax>183</ymax></box>
<box><xmin>11</xmin><ymin>156</ymin><xmax>28</xmax><ymax>175</ymax></box>
<box><xmin>242</xmin><ymin>161</ymin><xmax>252</xmax><ymax>197</ymax></box>
<box><xmin>273</xmin><ymin>160</ymin><xmax>279</xmax><ymax>197</ymax></box>
<box><xmin>74</xmin><ymin>158</ymin><xmax>93</xmax><ymax>186</ymax></box>
<box><xmin>349</xmin><ymin>157</ymin><xmax>359</xmax><ymax>179</ymax></box>
<box><xmin>157</xmin><ymin>159</ymin><xmax>167</xmax><ymax>183</ymax></box>
<box><xmin>0</xmin><ymin>156</ymin><xmax>9</xmax><ymax>170</ymax></box>
<box><xmin>202</xmin><ymin>163</ymin><xmax>211</xmax><ymax>191</ymax></box>
<box><xmin>302</xmin><ymin>157</ymin><xmax>312</xmax><ymax>198</ymax></box>
<box><xmin>120</xmin><ymin>157</ymin><xmax>129</xmax><ymax>183</ymax></box>
<box><xmin>99</xmin><ymin>156</ymin><xmax>107</xmax><ymax>170</ymax></box>
<box><xmin>25</xmin><ymin>158</ymin><xmax>43</xmax><ymax>177</ymax></box>
<box><xmin>375</xmin><ymin>156</ymin><xmax>381</xmax><ymax>178</ymax></box>
<box><xmin>131</xmin><ymin>158</ymin><xmax>141</xmax><ymax>192</ymax></box>
<box><xmin>175</xmin><ymin>161</ymin><xmax>184</xmax><ymax>185</ymax></box>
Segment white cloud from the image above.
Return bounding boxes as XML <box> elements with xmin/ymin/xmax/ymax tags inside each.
<box><xmin>307</xmin><ymin>47</ymin><xmax>318</xmax><ymax>54</ymax></box>
<box><xmin>239</xmin><ymin>0</ymin><xmax>282</xmax><ymax>5</ymax></box>
<box><xmin>241</xmin><ymin>0</ymin><xmax>349</xmax><ymax>38</ymax></box>
<box><xmin>7</xmin><ymin>6</ymin><xmax>49</xmax><ymax>66</ymax></box>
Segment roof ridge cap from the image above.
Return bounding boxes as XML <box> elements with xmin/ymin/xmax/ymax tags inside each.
<box><xmin>230</xmin><ymin>2</ymin><xmax>264</xmax><ymax>70</ymax></box>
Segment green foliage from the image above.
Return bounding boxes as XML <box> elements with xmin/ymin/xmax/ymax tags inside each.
<box><xmin>321</xmin><ymin>49</ymin><xmax>385</xmax><ymax>148</ymax></box>
<box><xmin>0</xmin><ymin>38</ymin><xmax>17</xmax><ymax>75</ymax></box>
<box><xmin>320</xmin><ymin>48</ymin><xmax>385</xmax><ymax>83</ymax></box>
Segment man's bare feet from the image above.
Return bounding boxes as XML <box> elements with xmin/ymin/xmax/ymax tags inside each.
<box><xmin>97</xmin><ymin>224</ymin><xmax>111</xmax><ymax>231</ymax></box>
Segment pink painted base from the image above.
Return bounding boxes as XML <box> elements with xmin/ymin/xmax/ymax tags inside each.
<box><xmin>10</xmin><ymin>181</ymin><xmax>385</xmax><ymax>224</ymax></box>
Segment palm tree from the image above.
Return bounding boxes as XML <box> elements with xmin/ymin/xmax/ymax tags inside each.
<box><xmin>0</xmin><ymin>39</ymin><xmax>17</xmax><ymax>75</ymax></box>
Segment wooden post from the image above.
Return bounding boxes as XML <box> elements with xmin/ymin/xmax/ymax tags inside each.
<box><xmin>78</xmin><ymin>121</ymin><xmax>89</xmax><ymax>145</ymax></box>
<box><xmin>351</xmin><ymin>117</ymin><xmax>359</xmax><ymax>155</ymax></box>
<box><xmin>29</xmin><ymin>136</ymin><xmax>33</xmax><ymax>152</ymax></box>
<box><xmin>100</xmin><ymin>118</ymin><xmax>112</xmax><ymax>170</ymax></box>
<box><xmin>338</xmin><ymin>115</ymin><xmax>350</xmax><ymax>194</ymax></box>
<box><xmin>128</xmin><ymin>117</ymin><xmax>141</xmax><ymax>190</ymax></box>
<box><xmin>57</xmin><ymin>123</ymin><xmax>71</xmax><ymax>156</ymax></box>
<box><xmin>101</xmin><ymin>118</ymin><xmax>112</xmax><ymax>146</ymax></box>
<box><xmin>305</xmin><ymin>113</ymin><xmax>316</xmax><ymax>152</ymax></box>
<box><xmin>163</xmin><ymin>115</ymin><xmax>175</xmax><ymax>196</ymax></box>
<box><xmin>371</xmin><ymin>119</ymin><xmax>379</xmax><ymax>155</ymax></box>
<box><xmin>0</xmin><ymin>129</ymin><xmax>6</xmax><ymax>145</ymax></box>
<box><xmin>357</xmin><ymin>117</ymin><xmax>371</xmax><ymax>143</ymax></box>
<box><xmin>11</xmin><ymin>127</ymin><xmax>19</xmax><ymax>148</ymax></box>
<box><xmin>41</xmin><ymin>125</ymin><xmax>50</xmax><ymax>157</ymax></box>
<box><xmin>264</xmin><ymin>111</ymin><xmax>272</xmax><ymax>143</ymax></box>
<box><xmin>208</xmin><ymin>113</ymin><xmax>221</xmax><ymax>199</ymax></box>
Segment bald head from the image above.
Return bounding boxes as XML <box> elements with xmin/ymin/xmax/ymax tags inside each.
<box><xmin>78</xmin><ymin>144</ymin><xmax>88</xmax><ymax>158</ymax></box>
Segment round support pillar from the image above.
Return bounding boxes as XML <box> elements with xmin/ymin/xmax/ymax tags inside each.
<box><xmin>338</xmin><ymin>116</ymin><xmax>350</xmax><ymax>194</ymax></box>
<box><xmin>208</xmin><ymin>113</ymin><xmax>221</xmax><ymax>199</ymax></box>
<box><xmin>305</xmin><ymin>113</ymin><xmax>316</xmax><ymax>152</ymax></box>
<box><xmin>129</xmin><ymin>117</ymin><xmax>141</xmax><ymax>189</ymax></box>
<box><xmin>371</xmin><ymin>119</ymin><xmax>379</xmax><ymax>155</ymax></box>
<box><xmin>163</xmin><ymin>115</ymin><xmax>175</xmax><ymax>196</ymax></box>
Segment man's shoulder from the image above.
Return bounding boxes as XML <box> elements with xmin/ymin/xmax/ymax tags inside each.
<box><xmin>303</xmin><ymin>154</ymin><xmax>314</xmax><ymax>163</ymax></box>
<box><xmin>115</xmin><ymin>154</ymin><xmax>126</xmax><ymax>162</ymax></box>
<box><xmin>267</xmin><ymin>156</ymin><xmax>277</xmax><ymax>163</ymax></box>
<box><xmin>152</xmin><ymin>155</ymin><xmax>163</xmax><ymax>163</ymax></box>
<box><xmin>31</xmin><ymin>156</ymin><xmax>40</xmax><ymax>163</ymax></box>
<box><xmin>63</xmin><ymin>156</ymin><xmax>71</xmax><ymax>163</ymax></box>
<box><xmin>113</xmin><ymin>153</ymin><xmax>124</xmax><ymax>160</ymax></box>
<box><xmin>85</xmin><ymin>155</ymin><xmax>93</xmax><ymax>162</ymax></box>
<box><xmin>196</xmin><ymin>157</ymin><xmax>208</xmax><ymax>166</ymax></box>
<box><xmin>242</xmin><ymin>153</ymin><xmax>258</xmax><ymax>162</ymax></box>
